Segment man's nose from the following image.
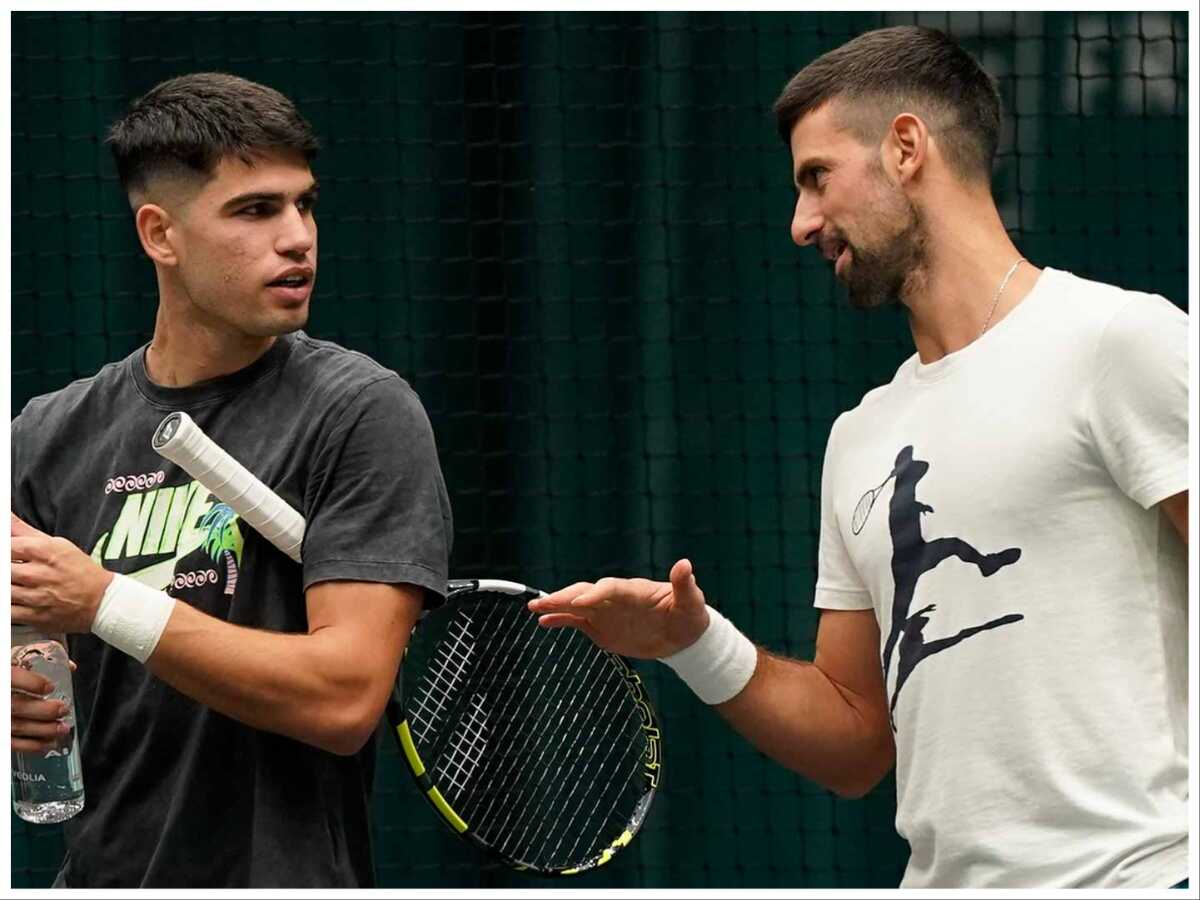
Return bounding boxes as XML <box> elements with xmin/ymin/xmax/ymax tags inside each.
<box><xmin>790</xmin><ymin>193</ymin><xmax>823</xmax><ymax>248</ymax></box>
<box><xmin>277</xmin><ymin>206</ymin><xmax>315</xmax><ymax>258</ymax></box>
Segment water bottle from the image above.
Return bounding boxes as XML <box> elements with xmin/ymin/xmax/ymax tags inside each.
<box><xmin>10</xmin><ymin>625</ymin><xmax>85</xmax><ymax>823</ymax></box>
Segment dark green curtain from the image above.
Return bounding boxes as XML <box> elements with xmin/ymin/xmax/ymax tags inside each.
<box><xmin>10</xmin><ymin>11</ymin><xmax>1188</xmax><ymax>888</ymax></box>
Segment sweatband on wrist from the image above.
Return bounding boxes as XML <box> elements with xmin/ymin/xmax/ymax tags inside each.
<box><xmin>90</xmin><ymin>574</ymin><xmax>176</xmax><ymax>663</ymax></box>
<box><xmin>658</xmin><ymin>606</ymin><xmax>758</xmax><ymax>705</ymax></box>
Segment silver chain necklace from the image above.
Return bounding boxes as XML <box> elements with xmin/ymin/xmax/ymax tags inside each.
<box><xmin>979</xmin><ymin>258</ymin><xmax>1024</xmax><ymax>338</ymax></box>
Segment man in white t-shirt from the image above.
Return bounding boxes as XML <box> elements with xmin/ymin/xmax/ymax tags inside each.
<box><xmin>528</xmin><ymin>26</ymin><xmax>1189</xmax><ymax>888</ymax></box>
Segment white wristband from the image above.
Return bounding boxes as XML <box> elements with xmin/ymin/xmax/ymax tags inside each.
<box><xmin>659</xmin><ymin>606</ymin><xmax>757</xmax><ymax>705</ymax></box>
<box><xmin>91</xmin><ymin>574</ymin><xmax>176</xmax><ymax>663</ymax></box>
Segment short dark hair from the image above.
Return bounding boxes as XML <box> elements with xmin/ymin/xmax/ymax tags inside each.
<box><xmin>106</xmin><ymin>72</ymin><xmax>320</xmax><ymax>196</ymax></box>
<box><xmin>772</xmin><ymin>26</ymin><xmax>1000</xmax><ymax>183</ymax></box>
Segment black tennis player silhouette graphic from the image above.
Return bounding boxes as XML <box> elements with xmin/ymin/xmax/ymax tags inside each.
<box><xmin>866</xmin><ymin>446</ymin><xmax>1023</xmax><ymax>729</ymax></box>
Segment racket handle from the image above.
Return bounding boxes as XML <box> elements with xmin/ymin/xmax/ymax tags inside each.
<box><xmin>152</xmin><ymin>411</ymin><xmax>306</xmax><ymax>562</ymax></box>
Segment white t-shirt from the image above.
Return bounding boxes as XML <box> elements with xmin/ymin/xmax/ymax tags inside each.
<box><xmin>814</xmin><ymin>268</ymin><xmax>1189</xmax><ymax>888</ymax></box>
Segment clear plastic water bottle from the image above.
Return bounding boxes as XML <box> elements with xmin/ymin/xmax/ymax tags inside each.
<box><xmin>10</xmin><ymin>625</ymin><xmax>85</xmax><ymax>823</ymax></box>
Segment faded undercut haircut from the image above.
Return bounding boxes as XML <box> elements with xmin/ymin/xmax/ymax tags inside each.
<box><xmin>773</xmin><ymin>26</ymin><xmax>1001</xmax><ymax>184</ymax></box>
<box><xmin>105</xmin><ymin>72</ymin><xmax>319</xmax><ymax>201</ymax></box>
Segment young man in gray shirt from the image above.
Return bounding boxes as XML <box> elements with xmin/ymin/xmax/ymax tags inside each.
<box><xmin>10</xmin><ymin>73</ymin><xmax>453</xmax><ymax>888</ymax></box>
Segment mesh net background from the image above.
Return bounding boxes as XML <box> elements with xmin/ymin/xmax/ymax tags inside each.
<box><xmin>10</xmin><ymin>10</ymin><xmax>1188</xmax><ymax>889</ymax></box>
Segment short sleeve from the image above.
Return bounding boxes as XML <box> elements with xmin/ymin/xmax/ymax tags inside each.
<box><xmin>301</xmin><ymin>376</ymin><xmax>453</xmax><ymax>603</ymax></box>
<box><xmin>1087</xmin><ymin>295</ymin><xmax>1188</xmax><ymax>509</ymax></box>
<box><xmin>814</xmin><ymin>418</ymin><xmax>872</xmax><ymax>611</ymax></box>
<box><xmin>11</xmin><ymin>407</ymin><xmax>52</xmax><ymax>532</ymax></box>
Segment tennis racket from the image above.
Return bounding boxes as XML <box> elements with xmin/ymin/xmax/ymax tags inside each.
<box><xmin>150</xmin><ymin>411</ymin><xmax>661</xmax><ymax>875</ymax></box>
<box><xmin>851</xmin><ymin>472</ymin><xmax>895</xmax><ymax>535</ymax></box>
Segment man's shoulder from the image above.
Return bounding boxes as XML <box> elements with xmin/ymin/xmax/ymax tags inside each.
<box><xmin>829</xmin><ymin>361</ymin><xmax>915</xmax><ymax>437</ymax></box>
<box><xmin>14</xmin><ymin>354</ymin><xmax>135</xmax><ymax>434</ymax></box>
<box><xmin>286</xmin><ymin>332</ymin><xmax>408</xmax><ymax>395</ymax></box>
<box><xmin>280</xmin><ymin>333</ymin><xmax>427</xmax><ymax>431</ymax></box>
<box><xmin>1041</xmin><ymin>267</ymin><xmax>1183</xmax><ymax>332</ymax></box>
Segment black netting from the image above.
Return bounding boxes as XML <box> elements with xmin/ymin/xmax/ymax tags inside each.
<box><xmin>10</xmin><ymin>10</ymin><xmax>1188</xmax><ymax>889</ymax></box>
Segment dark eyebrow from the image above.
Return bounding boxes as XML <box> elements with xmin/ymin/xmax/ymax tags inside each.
<box><xmin>221</xmin><ymin>181</ymin><xmax>320</xmax><ymax>213</ymax></box>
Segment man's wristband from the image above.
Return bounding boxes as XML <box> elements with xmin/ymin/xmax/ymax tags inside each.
<box><xmin>658</xmin><ymin>606</ymin><xmax>757</xmax><ymax>705</ymax></box>
<box><xmin>90</xmin><ymin>573</ymin><xmax>176</xmax><ymax>663</ymax></box>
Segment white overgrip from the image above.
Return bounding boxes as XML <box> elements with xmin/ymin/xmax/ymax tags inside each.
<box><xmin>152</xmin><ymin>411</ymin><xmax>306</xmax><ymax>562</ymax></box>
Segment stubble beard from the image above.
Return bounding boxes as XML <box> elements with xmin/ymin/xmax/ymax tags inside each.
<box><xmin>177</xmin><ymin>269</ymin><xmax>311</xmax><ymax>339</ymax></box>
<box><xmin>842</xmin><ymin>181</ymin><xmax>927</xmax><ymax>312</ymax></box>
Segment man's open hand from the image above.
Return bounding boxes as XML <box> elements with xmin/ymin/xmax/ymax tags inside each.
<box><xmin>527</xmin><ymin>558</ymin><xmax>711</xmax><ymax>659</ymax></box>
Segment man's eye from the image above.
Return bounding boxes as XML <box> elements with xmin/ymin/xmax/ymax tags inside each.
<box><xmin>796</xmin><ymin>168</ymin><xmax>827</xmax><ymax>194</ymax></box>
<box><xmin>240</xmin><ymin>203</ymin><xmax>272</xmax><ymax>217</ymax></box>
<box><xmin>298</xmin><ymin>195</ymin><xmax>317</xmax><ymax>213</ymax></box>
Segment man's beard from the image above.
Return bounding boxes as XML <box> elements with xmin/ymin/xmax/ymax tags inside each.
<box><xmin>841</xmin><ymin>190</ymin><xmax>926</xmax><ymax>311</ymax></box>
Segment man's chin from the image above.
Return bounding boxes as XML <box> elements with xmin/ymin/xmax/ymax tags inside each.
<box><xmin>840</xmin><ymin>261</ymin><xmax>910</xmax><ymax>310</ymax></box>
<box><xmin>845</xmin><ymin>283</ymin><xmax>895</xmax><ymax>311</ymax></box>
<box><xmin>248</xmin><ymin>309</ymin><xmax>309</xmax><ymax>338</ymax></box>
<box><xmin>274</xmin><ymin>314</ymin><xmax>309</xmax><ymax>335</ymax></box>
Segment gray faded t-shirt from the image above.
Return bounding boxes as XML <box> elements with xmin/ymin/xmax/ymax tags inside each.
<box><xmin>10</xmin><ymin>332</ymin><xmax>452</xmax><ymax>887</ymax></box>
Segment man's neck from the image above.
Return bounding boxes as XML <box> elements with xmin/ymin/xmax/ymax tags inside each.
<box><xmin>146</xmin><ymin>307</ymin><xmax>276</xmax><ymax>388</ymax></box>
<box><xmin>901</xmin><ymin>200</ymin><xmax>1041</xmax><ymax>364</ymax></box>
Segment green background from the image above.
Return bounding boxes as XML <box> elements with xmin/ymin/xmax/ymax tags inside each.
<box><xmin>10</xmin><ymin>10</ymin><xmax>1188</xmax><ymax>888</ymax></box>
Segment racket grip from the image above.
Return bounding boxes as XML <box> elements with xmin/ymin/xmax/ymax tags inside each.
<box><xmin>152</xmin><ymin>411</ymin><xmax>306</xmax><ymax>563</ymax></box>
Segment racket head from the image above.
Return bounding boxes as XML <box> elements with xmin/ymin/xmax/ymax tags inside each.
<box><xmin>851</xmin><ymin>489</ymin><xmax>876</xmax><ymax>535</ymax></box>
<box><xmin>392</xmin><ymin>579</ymin><xmax>660</xmax><ymax>876</ymax></box>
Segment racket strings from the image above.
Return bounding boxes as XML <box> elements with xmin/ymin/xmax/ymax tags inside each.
<box><xmin>482</xmin><ymin>637</ymin><xmax>629</xmax><ymax>858</ymax></box>
<box><xmin>511</xmin><ymin>667</ymin><xmax>643</xmax><ymax>865</ymax></box>
<box><xmin>409</xmin><ymin>615</ymin><xmax>478</xmax><ymax>749</ymax></box>
<box><xmin>445</xmin><ymin>605</ymin><xmax>592</xmax><ymax>822</ymax></box>
<box><xmin>416</xmin><ymin>603</ymin><xmax>508</xmax><ymax>789</ymax></box>
<box><xmin>407</xmin><ymin>593</ymin><xmax>652</xmax><ymax>871</ymax></box>
<box><xmin>851</xmin><ymin>490</ymin><xmax>876</xmax><ymax>534</ymax></box>
<box><xmin>435</xmin><ymin>692</ymin><xmax>489</xmax><ymax>798</ymax></box>
<box><xmin>852</xmin><ymin>472</ymin><xmax>894</xmax><ymax>535</ymax></box>
<box><xmin>461</xmin><ymin>629</ymin><xmax>586</xmax><ymax>826</ymax></box>
<box><xmin>418</xmin><ymin>597</ymin><xmax>549</xmax><ymax>801</ymax></box>
<box><xmin>472</xmin><ymin>635</ymin><xmax>647</xmax><ymax>866</ymax></box>
<box><xmin>551</xmin><ymin>740</ymin><xmax>648</xmax><ymax>865</ymax></box>
<box><xmin>468</xmin><ymin>609</ymin><xmax>618</xmax><ymax>796</ymax></box>
<box><xmin>434</xmin><ymin>608</ymin><xmax>538</xmax><ymax>800</ymax></box>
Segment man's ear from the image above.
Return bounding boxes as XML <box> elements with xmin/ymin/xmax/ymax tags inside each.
<box><xmin>134</xmin><ymin>202</ymin><xmax>179</xmax><ymax>267</ymax></box>
<box><xmin>884</xmin><ymin>112</ymin><xmax>929</xmax><ymax>186</ymax></box>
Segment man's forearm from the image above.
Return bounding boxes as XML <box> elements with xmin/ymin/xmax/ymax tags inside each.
<box><xmin>11</xmin><ymin>511</ymin><xmax>416</xmax><ymax>755</ymax></box>
<box><xmin>146</xmin><ymin>602</ymin><xmax>398</xmax><ymax>755</ymax></box>
<box><xmin>714</xmin><ymin>650</ymin><xmax>895</xmax><ymax>798</ymax></box>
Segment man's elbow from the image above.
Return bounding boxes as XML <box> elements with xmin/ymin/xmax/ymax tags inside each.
<box><xmin>829</xmin><ymin>769</ymin><xmax>887</xmax><ymax>800</ymax></box>
<box><xmin>307</xmin><ymin>691</ymin><xmax>389</xmax><ymax>756</ymax></box>
<box><xmin>826</xmin><ymin>730</ymin><xmax>895</xmax><ymax>799</ymax></box>
<box><xmin>316</xmin><ymin>727</ymin><xmax>376</xmax><ymax>757</ymax></box>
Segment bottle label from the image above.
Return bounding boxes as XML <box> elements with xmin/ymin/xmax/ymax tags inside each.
<box><xmin>13</xmin><ymin>772</ymin><xmax>48</xmax><ymax>783</ymax></box>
